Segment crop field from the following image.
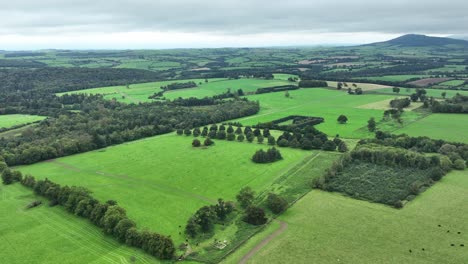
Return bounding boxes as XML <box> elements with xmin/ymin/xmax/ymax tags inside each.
<box><xmin>15</xmin><ymin>134</ymin><xmax>313</xmax><ymax>245</ymax></box>
<box><xmin>228</xmin><ymin>170</ymin><xmax>468</xmax><ymax>264</ymax></box>
<box><xmin>0</xmin><ymin>114</ymin><xmax>46</xmax><ymax>129</ymax></box>
<box><xmin>0</xmin><ymin>184</ymin><xmax>161</xmax><ymax>264</ymax></box>
<box><xmin>236</xmin><ymin>88</ymin><xmax>398</xmax><ymax>138</ymax></box>
<box><xmin>394</xmin><ymin>114</ymin><xmax>468</xmax><ymax>143</ymax></box>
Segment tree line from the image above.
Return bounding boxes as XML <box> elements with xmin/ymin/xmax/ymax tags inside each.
<box><xmin>0</xmin><ymin>162</ymin><xmax>175</xmax><ymax>260</ymax></box>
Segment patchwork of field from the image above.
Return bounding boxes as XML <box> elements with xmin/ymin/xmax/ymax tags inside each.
<box><xmin>228</xmin><ymin>170</ymin><xmax>468</xmax><ymax>264</ymax></box>
<box><xmin>358</xmin><ymin>75</ymin><xmax>430</xmax><ymax>82</ymax></box>
<box><xmin>237</xmin><ymin>89</ymin><xmax>396</xmax><ymax>138</ymax></box>
<box><xmin>0</xmin><ymin>184</ymin><xmax>161</xmax><ymax>264</ymax></box>
<box><xmin>373</xmin><ymin>88</ymin><xmax>468</xmax><ymax>98</ymax></box>
<box><xmin>59</xmin><ymin>78</ymin><xmax>295</xmax><ymax>103</ymax></box>
<box><xmin>15</xmin><ymin>134</ymin><xmax>312</xmax><ymax>245</ymax></box>
<box><xmin>394</xmin><ymin>114</ymin><xmax>468</xmax><ymax>143</ymax></box>
<box><xmin>0</xmin><ymin>114</ymin><xmax>46</xmax><ymax>129</ymax></box>
<box><xmin>327</xmin><ymin>81</ymin><xmax>392</xmax><ymax>91</ymax></box>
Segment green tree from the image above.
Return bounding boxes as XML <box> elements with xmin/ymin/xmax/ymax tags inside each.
<box><xmin>267</xmin><ymin>193</ymin><xmax>288</xmax><ymax>214</ymax></box>
<box><xmin>367</xmin><ymin>117</ymin><xmax>376</xmax><ymax>132</ymax></box>
<box><xmin>192</xmin><ymin>139</ymin><xmax>201</xmax><ymax>147</ymax></box>
<box><xmin>257</xmin><ymin>135</ymin><xmax>264</xmax><ymax>144</ymax></box>
<box><xmin>204</xmin><ymin>138</ymin><xmax>214</xmax><ymax>146</ymax></box>
<box><xmin>267</xmin><ymin>135</ymin><xmax>276</xmax><ymax>145</ymax></box>
<box><xmin>243</xmin><ymin>206</ymin><xmax>267</xmax><ymax>225</ymax></box>
<box><xmin>337</xmin><ymin>115</ymin><xmax>348</xmax><ymax>124</ymax></box>
<box><xmin>1</xmin><ymin>169</ymin><xmax>13</xmax><ymax>185</ymax></box>
<box><xmin>114</xmin><ymin>218</ymin><xmax>136</xmax><ymax>242</ymax></box>
<box><xmin>183</xmin><ymin>128</ymin><xmax>192</xmax><ymax>136</ymax></box>
<box><xmin>322</xmin><ymin>140</ymin><xmax>337</xmax><ymax>151</ymax></box>
<box><xmin>237</xmin><ymin>134</ymin><xmax>245</xmax><ymax>142</ymax></box>
<box><xmin>236</xmin><ymin>187</ymin><xmax>255</xmax><ymax>208</ymax></box>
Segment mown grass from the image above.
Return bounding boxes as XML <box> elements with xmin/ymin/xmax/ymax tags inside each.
<box><xmin>15</xmin><ymin>134</ymin><xmax>312</xmax><ymax>245</ymax></box>
<box><xmin>360</xmin><ymin>75</ymin><xmax>430</xmax><ymax>82</ymax></box>
<box><xmin>0</xmin><ymin>184</ymin><xmax>162</xmax><ymax>264</ymax></box>
<box><xmin>372</xmin><ymin>88</ymin><xmax>468</xmax><ymax>98</ymax></box>
<box><xmin>394</xmin><ymin>114</ymin><xmax>468</xmax><ymax>143</ymax></box>
<box><xmin>238</xmin><ymin>170</ymin><xmax>468</xmax><ymax>264</ymax></box>
<box><xmin>0</xmin><ymin>114</ymin><xmax>46</xmax><ymax>129</ymax></box>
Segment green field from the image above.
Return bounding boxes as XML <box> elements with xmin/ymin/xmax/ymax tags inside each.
<box><xmin>0</xmin><ymin>184</ymin><xmax>160</xmax><ymax>264</ymax></box>
<box><xmin>438</xmin><ymin>79</ymin><xmax>466</xmax><ymax>87</ymax></box>
<box><xmin>373</xmin><ymin>87</ymin><xmax>468</xmax><ymax>98</ymax></box>
<box><xmin>360</xmin><ymin>75</ymin><xmax>430</xmax><ymax>82</ymax></box>
<box><xmin>237</xmin><ymin>88</ymin><xmax>397</xmax><ymax>138</ymax></box>
<box><xmin>394</xmin><ymin>114</ymin><xmax>468</xmax><ymax>143</ymax></box>
<box><xmin>59</xmin><ymin>78</ymin><xmax>294</xmax><ymax>103</ymax></box>
<box><xmin>0</xmin><ymin>114</ymin><xmax>46</xmax><ymax>129</ymax></box>
<box><xmin>15</xmin><ymin>134</ymin><xmax>312</xmax><ymax>245</ymax></box>
<box><xmin>228</xmin><ymin>170</ymin><xmax>468</xmax><ymax>264</ymax></box>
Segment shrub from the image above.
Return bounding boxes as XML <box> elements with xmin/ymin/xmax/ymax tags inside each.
<box><xmin>192</xmin><ymin>139</ymin><xmax>201</xmax><ymax>147</ymax></box>
<box><xmin>277</xmin><ymin>139</ymin><xmax>289</xmax><ymax>147</ymax></box>
<box><xmin>227</xmin><ymin>133</ymin><xmax>235</xmax><ymax>141</ymax></box>
<box><xmin>338</xmin><ymin>141</ymin><xmax>348</xmax><ymax>152</ymax></box>
<box><xmin>204</xmin><ymin>138</ymin><xmax>214</xmax><ymax>146</ymax></box>
<box><xmin>454</xmin><ymin>159</ymin><xmax>466</xmax><ymax>170</ymax></box>
<box><xmin>237</xmin><ymin>134</ymin><xmax>245</xmax><ymax>142</ymax></box>
<box><xmin>236</xmin><ymin>187</ymin><xmax>255</xmax><ymax>208</ymax></box>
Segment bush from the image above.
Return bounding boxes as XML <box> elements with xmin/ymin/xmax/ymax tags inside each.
<box><xmin>204</xmin><ymin>138</ymin><xmax>214</xmax><ymax>146</ymax></box>
<box><xmin>277</xmin><ymin>139</ymin><xmax>289</xmax><ymax>147</ymax></box>
<box><xmin>430</xmin><ymin>167</ymin><xmax>444</xmax><ymax>181</ymax></box>
<box><xmin>338</xmin><ymin>141</ymin><xmax>348</xmax><ymax>152</ymax></box>
<box><xmin>236</xmin><ymin>187</ymin><xmax>255</xmax><ymax>208</ymax></box>
<box><xmin>26</xmin><ymin>200</ymin><xmax>42</xmax><ymax>209</ymax></box>
<box><xmin>227</xmin><ymin>133</ymin><xmax>236</xmax><ymax>141</ymax></box>
<box><xmin>237</xmin><ymin>134</ymin><xmax>245</xmax><ymax>142</ymax></box>
<box><xmin>454</xmin><ymin>159</ymin><xmax>466</xmax><ymax>170</ymax></box>
<box><xmin>243</xmin><ymin>206</ymin><xmax>267</xmax><ymax>225</ymax></box>
<box><xmin>267</xmin><ymin>193</ymin><xmax>288</xmax><ymax>214</ymax></box>
<box><xmin>192</xmin><ymin>139</ymin><xmax>201</xmax><ymax>147</ymax></box>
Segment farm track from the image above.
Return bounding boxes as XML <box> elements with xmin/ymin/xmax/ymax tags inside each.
<box><xmin>46</xmin><ymin>159</ymin><xmax>216</xmax><ymax>203</ymax></box>
<box><xmin>238</xmin><ymin>220</ymin><xmax>288</xmax><ymax>264</ymax></box>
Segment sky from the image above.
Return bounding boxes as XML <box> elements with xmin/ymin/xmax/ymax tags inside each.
<box><xmin>0</xmin><ymin>0</ymin><xmax>467</xmax><ymax>50</ymax></box>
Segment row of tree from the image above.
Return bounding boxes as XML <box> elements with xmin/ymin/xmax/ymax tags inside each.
<box><xmin>0</xmin><ymin>164</ymin><xmax>175</xmax><ymax>259</ymax></box>
<box><xmin>185</xmin><ymin>199</ymin><xmax>235</xmax><ymax>237</ymax></box>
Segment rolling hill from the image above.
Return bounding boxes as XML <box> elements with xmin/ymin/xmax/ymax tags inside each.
<box><xmin>365</xmin><ymin>34</ymin><xmax>468</xmax><ymax>48</ymax></box>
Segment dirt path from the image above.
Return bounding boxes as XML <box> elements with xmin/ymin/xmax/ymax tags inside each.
<box><xmin>238</xmin><ymin>220</ymin><xmax>288</xmax><ymax>264</ymax></box>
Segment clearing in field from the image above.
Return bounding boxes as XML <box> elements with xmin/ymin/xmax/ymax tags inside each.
<box><xmin>394</xmin><ymin>114</ymin><xmax>468</xmax><ymax>143</ymax></box>
<box><xmin>226</xmin><ymin>170</ymin><xmax>468</xmax><ymax>264</ymax></box>
<box><xmin>15</xmin><ymin>134</ymin><xmax>312</xmax><ymax>245</ymax></box>
<box><xmin>0</xmin><ymin>184</ymin><xmax>160</xmax><ymax>264</ymax></box>
<box><xmin>0</xmin><ymin>114</ymin><xmax>46</xmax><ymax>129</ymax></box>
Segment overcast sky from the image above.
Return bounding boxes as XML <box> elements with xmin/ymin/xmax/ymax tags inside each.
<box><xmin>0</xmin><ymin>0</ymin><xmax>467</xmax><ymax>50</ymax></box>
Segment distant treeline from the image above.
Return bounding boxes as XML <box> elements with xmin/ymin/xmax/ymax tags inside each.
<box><xmin>431</xmin><ymin>94</ymin><xmax>468</xmax><ymax>113</ymax></box>
<box><xmin>0</xmin><ymin>59</ymin><xmax>46</xmax><ymax>68</ymax></box>
<box><xmin>0</xmin><ymin>67</ymin><xmax>169</xmax><ymax>93</ymax></box>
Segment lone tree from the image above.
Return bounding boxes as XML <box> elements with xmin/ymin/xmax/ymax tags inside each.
<box><xmin>192</xmin><ymin>139</ymin><xmax>201</xmax><ymax>147</ymax></box>
<box><xmin>337</xmin><ymin>115</ymin><xmax>348</xmax><ymax>124</ymax></box>
<box><xmin>243</xmin><ymin>206</ymin><xmax>267</xmax><ymax>225</ymax></box>
<box><xmin>337</xmin><ymin>82</ymin><xmax>343</xmax><ymax>90</ymax></box>
<box><xmin>367</xmin><ymin>117</ymin><xmax>376</xmax><ymax>132</ymax></box>
<box><xmin>392</xmin><ymin>87</ymin><xmax>401</xmax><ymax>94</ymax></box>
<box><xmin>236</xmin><ymin>187</ymin><xmax>255</xmax><ymax>208</ymax></box>
<box><xmin>441</xmin><ymin>92</ymin><xmax>447</xmax><ymax>99</ymax></box>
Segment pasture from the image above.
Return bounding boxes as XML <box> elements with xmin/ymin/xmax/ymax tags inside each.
<box><xmin>237</xmin><ymin>88</ymin><xmax>398</xmax><ymax>138</ymax></box>
<box><xmin>394</xmin><ymin>114</ymin><xmax>468</xmax><ymax>143</ymax></box>
<box><xmin>358</xmin><ymin>75</ymin><xmax>430</xmax><ymax>82</ymax></box>
<box><xmin>229</xmin><ymin>170</ymin><xmax>468</xmax><ymax>264</ymax></box>
<box><xmin>372</xmin><ymin>87</ymin><xmax>468</xmax><ymax>98</ymax></box>
<box><xmin>58</xmin><ymin>78</ymin><xmax>295</xmax><ymax>103</ymax></box>
<box><xmin>15</xmin><ymin>134</ymin><xmax>312</xmax><ymax>245</ymax></box>
<box><xmin>0</xmin><ymin>114</ymin><xmax>45</xmax><ymax>129</ymax></box>
<box><xmin>0</xmin><ymin>184</ymin><xmax>161</xmax><ymax>264</ymax></box>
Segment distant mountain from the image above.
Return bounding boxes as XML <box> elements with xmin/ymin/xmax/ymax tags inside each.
<box><xmin>365</xmin><ymin>34</ymin><xmax>468</xmax><ymax>47</ymax></box>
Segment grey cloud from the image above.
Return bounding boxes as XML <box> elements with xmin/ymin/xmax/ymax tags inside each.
<box><xmin>1</xmin><ymin>0</ymin><xmax>467</xmax><ymax>35</ymax></box>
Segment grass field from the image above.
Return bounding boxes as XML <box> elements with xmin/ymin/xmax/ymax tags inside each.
<box><xmin>437</xmin><ymin>80</ymin><xmax>466</xmax><ymax>87</ymax></box>
<box><xmin>359</xmin><ymin>75</ymin><xmax>430</xmax><ymax>82</ymax></box>
<box><xmin>373</xmin><ymin>88</ymin><xmax>468</xmax><ymax>98</ymax></box>
<box><xmin>229</xmin><ymin>170</ymin><xmax>468</xmax><ymax>264</ymax></box>
<box><xmin>0</xmin><ymin>184</ymin><xmax>162</xmax><ymax>264</ymax></box>
<box><xmin>236</xmin><ymin>88</ymin><xmax>397</xmax><ymax>138</ymax></box>
<box><xmin>0</xmin><ymin>114</ymin><xmax>46</xmax><ymax>129</ymax></box>
<box><xmin>394</xmin><ymin>114</ymin><xmax>468</xmax><ymax>143</ymax></box>
<box><xmin>59</xmin><ymin>78</ymin><xmax>294</xmax><ymax>103</ymax></box>
<box><xmin>327</xmin><ymin>81</ymin><xmax>392</xmax><ymax>91</ymax></box>
<box><xmin>15</xmin><ymin>134</ymin><xmax>312</xmax><ymax>245</ymax></box>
